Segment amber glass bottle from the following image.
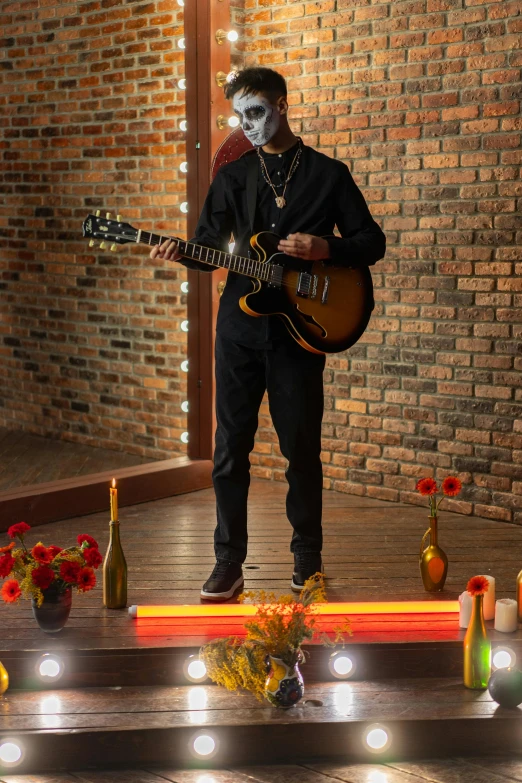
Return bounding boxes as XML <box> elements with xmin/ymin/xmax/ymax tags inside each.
<box><xmin>102</xmin><ymin>517</ymin><xmax>127</xmax><ymax>609</ymax></box>
<box><xmin>463</xmin><ymin>594</ymin><xmax>491</xmax><ymax>689</ymax></box>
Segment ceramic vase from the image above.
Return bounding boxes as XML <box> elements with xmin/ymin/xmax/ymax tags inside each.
<box><xmin>31</xmin><ymin>585</ymin><xmax>72</xmax><ymax>633</ymax></box>
<box><xmin>419</xmin><ymin>515</ymin><xmax>448</xmax><ymax>591</ymax></box>
<box><xmin>264</xmin><ymin>654</ymin><xmax>304</xmax><ymax>708</ymax></box>
<box><xmin>463</xmin><ymin>593</ymin><xmax>491</xmax><ymax>689</ymax></box>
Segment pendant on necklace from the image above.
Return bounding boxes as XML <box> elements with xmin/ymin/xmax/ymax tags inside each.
<box><xmin>275</xmin><ymin>196</ymin><xmax>286</xmax><ymax>208</ymax></box>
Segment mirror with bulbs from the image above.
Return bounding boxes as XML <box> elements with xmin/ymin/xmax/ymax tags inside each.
<box><xmin>0</xmin><ymin>0</ymin><xmax>242</xmax><ymax>505</ymax></box>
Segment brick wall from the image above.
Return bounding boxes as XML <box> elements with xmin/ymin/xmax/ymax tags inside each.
<box><xmin>0</xmin><ymin>0</ymin><xmax>191</xmax><ymax>460</ymax></box>
<box><xmin>234</xmin><ymin>0</ymin><xmax>522</xmax><ymax>523</ymax></box>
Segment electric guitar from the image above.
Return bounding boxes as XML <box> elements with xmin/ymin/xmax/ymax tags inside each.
<box><xmin>82</xmin><ymin>212</ymin><xmax>374</xmax><ymax>355</ymax></box>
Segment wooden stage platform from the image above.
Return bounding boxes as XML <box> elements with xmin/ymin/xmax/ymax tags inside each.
<box><xmin>1</xmin><ymin>479</ymin><xmax>522</xmax><ymax>775</ymax></box>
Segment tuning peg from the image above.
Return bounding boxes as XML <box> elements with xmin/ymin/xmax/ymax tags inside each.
<box><xmin>99</xmin><ymin>241</ymin><xmax>107</xmax><ymax>250</ymax></box>
<box><xmin>116</xmin><ymin>214</ymin><xmax>122</xmax><ymax>222</ymax></box>
<box><xmin>89</xmin><ymin>239</ymin><xmax>95</xmax><ymax>247</ymax></box>
<box><xmin>106</xmin><ymin>212</ymin><xmax>112</xmax><ymax>219</ymax></box>
<box><xmin>110</xmin><ymin>243</ymin><xmax>118</xmax><ymax>252</ymax></box>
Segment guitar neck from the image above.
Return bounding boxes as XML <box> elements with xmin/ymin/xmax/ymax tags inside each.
<box><xmin>139</xmin><ymin>230</ymin><xmax>270</xmax><ymax>282</ymax></box>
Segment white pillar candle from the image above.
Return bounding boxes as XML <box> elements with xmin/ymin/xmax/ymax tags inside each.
<box><xmin>459</xmin><ymin>591</ymin><xmax>473</xmax><ymax>629</ymax></box>
<box><xmin>494</xmin><ymin>598</ymin><xmax>518</xmax><ymax>633</ymax></box>
<box><xmin>479</xmin><ymin>575</ymin><xmax>496</xmax><ymax>620</ymax></box>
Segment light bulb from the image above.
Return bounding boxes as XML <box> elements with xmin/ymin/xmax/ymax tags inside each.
<box><xmin>181</xmin><ymin>281</ymin><xmax>189</xmax><ymax>293</ymax></box>
<box><xmin>227</xmin><ymin>30</ymin><xmax>239</xmax><ymax>42</ymax></box>
<box><xmin>184</xmin><ymin>655</ymin><xmax>208</xmax><ymax>683</ymax></box>
<box><xmin>181</xmin><ymin>400</ymin><xmax>189</xmax><ymax>412</ymax></box>
<box><xmin>180</xmin><ymin>202</ymin><xmax>188</xmax><ymax>213</ymax></box>
<box><xmin>328</xmin><ymin>651</ymin><xmax>355</xmax><ymax>679</ymax></box>
<box><xmin>228</xmin><ymin>116</ymin><xmax>240</xmax><ymax>128</ymax></box>
<box><xmin>181</xmin><ymin>319</ymin><xmax>189</xmax><ymax>331</ymax></box>
<box><xmin>181</xmin><ymin>432</ymin><xmax>189</xmax><ymax>443</ymax></box>
<box><xmin>178</xmin><ymin>38</ymin><xmax>185</xmax><ymax>49</ymax></box>
<box><xmin>492</xmin><ymin>647</ymin><xmax>516</xmax><ymax>670</ymax></box>
<box><xmin>177</xmin><ymin>0</ymin><xmax>184</xmax><ymax>5</ymax></box>
<box><xmin>192</xmin><ymin>734</ymin><xmax>216</xmax><ymax>757</ymax></box>
<box><xmin>180</xmin><ymin>120</ymin><xmax>187</xmax><ymax>131</ymax></box>
<box><xmin>181</xmin><ymin>360</ymin><xmax>189</xmax><ymax>372</ymax></box>
<box><xmin>0</xmin><ymin>740</ymin><xmax>23</xmax><ymax>766</ymax></box>
<box><xmin>363</xmin><ymin>724</ymin><xmax>392</xmax><ymax>754</ymax></box>
<box><xmin>226</xmin><ymin>70</ymin><xmax>238</xmax><ymax>83</ymax></box>
<box><xmin>35</xmin><ymin>654</ymin><xmax>65</xmax><ymax>682</ymax></box>
<box><xmin>178</xmin><ymin>78</ymin><xmax>186</xmax><ymax>90</ymax></box>
<box><xmin>180</xmin><ymin>161</ymin><xmax>188</xmax><ymax>173</ymax></box>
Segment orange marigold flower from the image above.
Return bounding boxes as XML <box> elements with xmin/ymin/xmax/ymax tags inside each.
<box><xmin>7</xmin><ymin>521</ymin><xmax>30</xmax><ymax>539</ymax></box>
<box><xmin>467</xmin><ymin>575</ymin><xmax>489</xmax><ymax>596</ymax></box>
<box><xmin>77</xmin><ymin>567</ymin><xmax>96</xmax><ymax>592</ymax></box>
<box><xmin>442</xmin><ymin>476</ymin><xmax>462</xmax><ymax>497</ymax></box>
<box><xmin>0</xmin><ymin>542</ymin><xmax>15</xmax><ymax>554</ymax></box>
<box><xmin>1</xmin><ymin>579</ymin><xmax>22</xmax><ymax>604</ymax></box>
<box><xmin>31</xmin><ymin>544</ymin><xmax>53</xmax><ymax>564</ymax></box>
<box><xmin>416</xmin><ymin>477</ymin><xmax>437</xmax><ymax>496</ymax></box>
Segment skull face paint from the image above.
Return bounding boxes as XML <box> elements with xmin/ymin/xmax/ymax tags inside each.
<box><xmin>232</xmin><ymin>92</ymin><xmax>281</xmax><ymax>147</ymax></box>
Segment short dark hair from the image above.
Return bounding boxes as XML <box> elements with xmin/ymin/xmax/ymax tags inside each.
<box><xmin>224</xmin><ymin>66</ymin><xmax>287</xmax><ymax>104</ymax></box>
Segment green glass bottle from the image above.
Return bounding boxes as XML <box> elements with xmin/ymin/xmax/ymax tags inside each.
<box><xmin>463</xmin><ymin>593</ymin><xmax>491</xmax><ymax>689</ymax></box>
<box><xmin>102</xmin><ymin>516</ymin><xmax>127</xmax><ymax>609</ymax></box>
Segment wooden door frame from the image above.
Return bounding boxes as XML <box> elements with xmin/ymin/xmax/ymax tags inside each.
<box><xmin>0</xmin><ymin>0</ymin><xmax>231</xmax><ymax>529</ymax></box>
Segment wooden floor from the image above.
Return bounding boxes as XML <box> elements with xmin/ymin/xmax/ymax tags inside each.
<box><xmin>4</xmin><ymin>756</ymin><xmax>522</xmax><ymax>783</ymax></box>
<box><xmin>0</xmin><ymin>428</ymin><xmax>184</xmax><ymax>492</ymax></box>
<box><xmin>1</xmin><ymin>477</ymin><xmax>521</xmax><ymax>651</ymax></box>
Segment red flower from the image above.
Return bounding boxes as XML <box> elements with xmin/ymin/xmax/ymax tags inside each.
<box><xmin>77</xmin><ymin>567</ymin><xmax>96</xmax><ymax>592</ymax></box>
<box><xmin>1</xmin><ymin>579</ymin><xmax>21</xmax><ymax>603</ymax></box>
<box><xmin>0</xmin><ymin>542</ymin><xmax>15</xmax><ymax>554</ymax></box>
<box><xmin>31</xmin><ymin>544</ymin><xmax>53</xmax><ymax>564</ymax></box>
<box><xmin>77</xmin><ymin>534</ymin><xmax>99</xmax><ymax>550</ymax></box>
<box><xmin>442</xmin><ymin>476</ymin><xmax>462</xmax><ymax>497</ymax></box>
<box><xmin>47</xmin><ymin>546</ymin><xmax>63</xmax><ymax>559</ymax></box>
<box><xmin>59</xmin><ymin>561</ymin><xmax>81</xmax><ymax>584</ymax></box>
<box><xmin>467</xmin><ymin>575</ymin><xmax>489</xmax><ymax>596</ymax></box>
<box><xmin>7</xmin><ymin>521</ymin><xmax>30</xmax><ymax>539</ymax></box>
<box><xmin>83</xmin><ymin>547</ymin><xmax>103</xmax><ymax>569</ymax></box>
<box><xmin>31</xmin><ymin>565</ymin><xmax>55</xmax><ymax>590</ymax></box>
<box><xmin>416</xmin><ymin>477</ymin><xmax>437</xmax><ymax>496</ymax></box>
<box><xmin>0</xmin><ymin>553</ymin><xmax>15</xmax><ymax>578</ymax></box>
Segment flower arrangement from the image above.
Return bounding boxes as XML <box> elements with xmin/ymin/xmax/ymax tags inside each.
<box><xmin>0</xmin><ymin>522</ymin><xmax>102</xmax><ymax>608</ymax></box>
<box><xmin>467</xmin><ymin>575</ymin><xmax>489</xmax><ymax>596</ymax></box>
<box><xmin>416</xmin><ymin>475</ymin><xmax>462</xmax><ymax>517</ymax></box>
<box><xmin>200</xmin><ymin>574</ymin><xmax>352</xmax><ymax>703</ymax></box>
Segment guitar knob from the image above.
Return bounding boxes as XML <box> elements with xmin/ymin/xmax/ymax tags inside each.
<box><xmin>89</xmin><ymin>239</ymin><xmax>95</xmax><ymax>247</ymax></box>
<box><xmin>110</xmin><ymin>243</ymin><xmax>117</xmax><ymax>252</ymax></box>
<box><xmin>95</xmin><ymin>210</ymin><xmax>101</xmax><ymax>217</ymax></box>
<box><xmin>99</xmin><ymin>241</ymin><xmax>107</xmax><ymax>250</ymax></box>
<box><xmin>116</xmin><ymin>214</ymin><xmax>122</xmax><ymax>222</ymax></box>
<box><xmin>106</xmin><ymin>212</ymin><xmax>112</xmax><ymax>219</ymax></box>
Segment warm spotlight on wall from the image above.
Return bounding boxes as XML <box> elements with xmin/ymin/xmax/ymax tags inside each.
<box><xmin>362</xmin><ymin>723</ymin><xmax>392</xmax><ymax>754</ymax></box>
<box><xmin>492</xmin><ymin>647</ymin><xmax>517</xmax><ymax>670</ymax></box>
<box><xmin>190</xmin><ymin>731</ymin><xmax>219</xmax><ymax>759</ymax></box>
<box><xmin>328</xmin><ymin>651</ymin><xmax>356</xmax><ymax>680</ymax></box>
<box><xmin>35</xmin><ymin>653</ymin><xmax>65</xmax><ymax>683</ymax></box>
<box><xmin>0</xmin><ymin>739</ymin><xmax>24</xmax><ymax>767</ymax></box>
<box><xmin>183</xmin><ymin>655</ymin><xmax>209</xmax><ymax>684</ymax></box>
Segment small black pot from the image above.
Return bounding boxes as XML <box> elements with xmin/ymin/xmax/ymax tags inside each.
<box><xmin>31</xmin><ymin>585</ymin><xmax>72</xmax><ymax>633</ymax></box>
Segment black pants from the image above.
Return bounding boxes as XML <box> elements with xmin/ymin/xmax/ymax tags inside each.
<box><xmin>212</xmin><ymin>331</ymin><xmax>326</xmax><ymax>564</ymax></box>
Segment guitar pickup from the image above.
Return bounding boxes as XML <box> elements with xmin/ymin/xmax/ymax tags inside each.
<box><xmin>297</xmin><ymin>271</ymin><xmax>312</xmax><ymax>297</ymax></box>
<box><xmin>268</xmin><ymin>264</ymin><xmax>283</xmax><ymax>288</ymax></box>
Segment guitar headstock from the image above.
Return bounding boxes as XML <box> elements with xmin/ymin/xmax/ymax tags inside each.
<box><xmin>82</xmin><ymin>212</ymin><xmax>137</xmax><ymax>251</ymax></box>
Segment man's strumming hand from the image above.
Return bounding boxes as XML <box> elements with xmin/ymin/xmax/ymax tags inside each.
<box><xmin>277</xmin><ymin>233</ymin><xmax>330</xmax><ymax>261</ymax></box>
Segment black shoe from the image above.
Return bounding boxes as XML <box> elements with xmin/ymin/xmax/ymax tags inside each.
<box><xmin>201</xmin><ymin>560</ymin><xmax>244</xmax><ymax>601</ymax></box>
<box><xmin>291</xmin><ymin>552</ymin><xmax>323</xmax><ymax>592</ymax></box>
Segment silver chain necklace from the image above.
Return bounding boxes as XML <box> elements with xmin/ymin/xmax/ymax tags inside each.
<box><xmin>256</xmin><ymin>137</ymin><xmax>303</xmax><ymax>209</ymax></box>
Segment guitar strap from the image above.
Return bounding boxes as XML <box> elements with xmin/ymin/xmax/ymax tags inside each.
<box><xmin>246</xmin><ymin>152</ymin><xmax>259</xmax><ymax>237</ymax></box>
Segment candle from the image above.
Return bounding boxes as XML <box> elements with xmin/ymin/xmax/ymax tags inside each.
<box><xmin>110</xmin><ymin>478</ymin><xmax>118</xmax><ymax>521</ymax></box>
<box><xmin>479</xmin><ymin>575</ymin><xmax>495</xmax><ymax>620</ymax></box>
<box><xmin>459</xmin><ymin>591</ymin><xmax>473</xmax><ymax>629</ymax></box>
<box><xmin>494</xmin><ymin>598</ymin><xmax>518</xmax><ymax>633</ymax></box>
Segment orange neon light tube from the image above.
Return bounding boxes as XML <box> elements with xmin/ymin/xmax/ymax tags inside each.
<box><xmin>129</xmin><ymin>601</ymin><xmax>459</xmax><ymax>618</ymax></box>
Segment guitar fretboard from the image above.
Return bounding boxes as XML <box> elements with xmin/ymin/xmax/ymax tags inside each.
<box><xmin>140</xmin><ymin>231</ymin><xmax>272</xmax><ymax>282</ymax></box>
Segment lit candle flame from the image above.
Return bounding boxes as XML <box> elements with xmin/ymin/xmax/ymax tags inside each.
<box><xmin>112</xmin><ymin>478</ymin><xmax>116</xmax><ymax>488</ymax></box>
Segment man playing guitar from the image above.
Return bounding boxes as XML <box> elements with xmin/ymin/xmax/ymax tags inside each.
<box><xmin>150</xmin><ymin>66</ymin><xmax>386</xmax><ymax>600</ymax></box>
